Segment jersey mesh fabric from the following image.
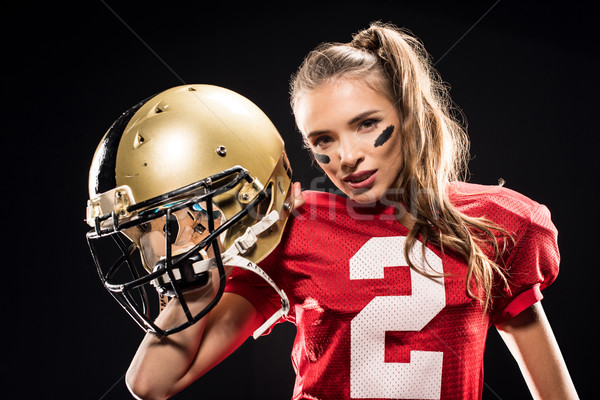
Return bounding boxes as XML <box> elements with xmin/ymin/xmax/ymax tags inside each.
<box><xmin>224</xmin><ymin>182</ymin><xmax>559</xmax><ymax>400</ymax></box>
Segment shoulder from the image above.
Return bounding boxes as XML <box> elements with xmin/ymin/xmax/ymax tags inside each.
<box><xmin>287</xmin><ymin>190</ymin><xmax>345</xmax><ymax>225</ymax></box>
<box><xmin>447</xmin><ymin>181</ymin><xmax>551</xmax><ymax>231</ymax></box>
<box><xmin>448</xmin><ymin>181</ymin><xmax>541</xmax><ymax>213</ymax></box>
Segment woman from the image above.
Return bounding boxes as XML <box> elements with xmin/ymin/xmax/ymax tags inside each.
<box><xmin>126</xmin><ymin>22</ymin><xmax>578</xmax><ymax>399</ymax></box>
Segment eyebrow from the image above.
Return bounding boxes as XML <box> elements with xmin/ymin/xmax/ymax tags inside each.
<box><xmin>306</xmin><ymin>109</ymin><xmax>382</xmax><ymax>139</ymax></box>
<box><xmin>306</xmin><ymin>129</ymin><xmax>329</xmax><ymax>140</ymax></box>
<box><xmin>348</xmin><ymin>109</ymin><xmax>381</xmax><ymax>125</ymax></box>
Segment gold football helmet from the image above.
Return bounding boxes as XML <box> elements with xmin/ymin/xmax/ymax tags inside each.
<box><xmin>86</xmin><ymin>84</ymin><xmax>292</xmax><ymax>337</ymax></box>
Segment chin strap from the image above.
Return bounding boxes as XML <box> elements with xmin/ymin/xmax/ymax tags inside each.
<box><xmin>218</xmin><ymin>253</ymin><xmax>289</xmax><ymax>339</ymax></box>
<box><xmin>163</xmin><ymin>210</ymin><xmax>289</xmax><ymax>339</ymax></box>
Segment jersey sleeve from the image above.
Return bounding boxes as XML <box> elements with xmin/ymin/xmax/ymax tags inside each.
<box><xmin>224</xmin><ymin>239</ymin><xmax>287</xmax><ymax>334</ymax></box>
<box><xmin>492</xmin><ymin>203</ymin><xmax>560</xmax><ymax>324</ymax></box>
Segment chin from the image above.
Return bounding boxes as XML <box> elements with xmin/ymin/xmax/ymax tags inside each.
<box><xmin>347</xmin><ymin>189</ymin><xmax>383</xmax><ymax>205</ymax></box>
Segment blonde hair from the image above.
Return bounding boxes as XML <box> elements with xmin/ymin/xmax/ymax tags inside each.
<box><xmin>290</xmin><ymin>22</ymin><xmax>511</xmax><ymax>310</ymax></box>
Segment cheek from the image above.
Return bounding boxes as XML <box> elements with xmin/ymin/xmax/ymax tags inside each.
<box><xmin>371</xmin><ymin>134</ymin><xmax>403</xmax><ymax>178</ymax></box>
<box><xmin>377</xmin><ymin>142</ymin><xmax>399</xmax><ymax>160</ymax></box>
<box><xmin>313</xmin><ymin>152</ymin><xmax>330</xmax><ymax>164</ymax></box>
<box><xmin>316</xmin><ymin>157</ymin><xmax>341</xmax><ymax>180</ymax></box>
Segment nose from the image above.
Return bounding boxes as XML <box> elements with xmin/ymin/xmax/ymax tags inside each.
<box><xmin>339</xmin><ymin>134</ymin><xmax>364</xmax><ymax>168</ymax></box>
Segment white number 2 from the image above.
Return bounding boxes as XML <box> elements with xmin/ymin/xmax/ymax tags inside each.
<box><xmin>350</xmin><ymin>237</ymin><xmax>446</xmax><ymax>399</ymax></box>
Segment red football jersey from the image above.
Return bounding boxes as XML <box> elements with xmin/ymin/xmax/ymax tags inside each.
<box><xmin>225</xmin><ymin>182</ymin><xmax>559</xmax><ymax>400</ymax></box>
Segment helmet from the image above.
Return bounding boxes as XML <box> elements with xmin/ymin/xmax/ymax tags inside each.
<box><xmin>86</xmin><ymin>84</ymin><xmax>292</xmax><ymax>337</ymax></box>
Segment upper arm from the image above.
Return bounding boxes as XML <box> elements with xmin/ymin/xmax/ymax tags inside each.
<box><xmin>173</xmin><ymin>292</ymin><xmax>264</xmax><ymax>391</ymax></box>
<box><xmin>496</xmin><ymin>302</ymin><xmax>579</xmax><ymax>400</ymax></box>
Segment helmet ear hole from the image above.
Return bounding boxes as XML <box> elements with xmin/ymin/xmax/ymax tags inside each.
<box><xmin>252</xmin><ymin>183</ymin><xmax>274</xmax><ymax>220</ymax></box>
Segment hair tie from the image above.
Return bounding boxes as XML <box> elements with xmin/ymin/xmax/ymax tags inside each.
<box><xmin>350</xmin><ymin>28</ymin><xmax>381</xmax><ymax>53</ymax></box>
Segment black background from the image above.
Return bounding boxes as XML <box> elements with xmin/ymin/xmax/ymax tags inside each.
<box><xmin>6</xmin><ymin>1</ymin><xmax>597</xmax><ymax>399</ymax></box>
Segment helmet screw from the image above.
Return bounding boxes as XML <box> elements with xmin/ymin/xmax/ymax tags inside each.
<box><xmin>283</xmin><ymin>201</ymin><xmax>292</xmax><ymax>211</ymax></box>
<box><xmin>216</xmin><ymin>145</ymin><xmax>227</xmax><ymax>157</ymax></box>
<box><xmin>242</xmin><ymin>193</ymin><xmax>250</xmax><ymax>201</ymax></box>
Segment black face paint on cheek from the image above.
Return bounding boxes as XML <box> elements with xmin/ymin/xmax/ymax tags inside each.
<box><xmin>313</xmin><ymin>152</ymin><xmax>330</xmax><ymax>164</ymax></box>
<box><xmin>374</xmin><ymin>125</ymin><xmax>395</xmax><ymax>147</ymax></box>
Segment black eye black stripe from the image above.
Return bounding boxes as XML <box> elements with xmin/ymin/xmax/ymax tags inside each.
<box><xmin>374</xmin><ymin>125</ymin><xmax>394</xmax><ymax>147</ymax></box>
<box><xmin>313</xmin><ymin>152</ymin><xmax>330</xmax><ymax>164</ymax></box>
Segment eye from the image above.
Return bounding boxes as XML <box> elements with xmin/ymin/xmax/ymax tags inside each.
<box><xmin>358</xmin><ymin>118</ymin><xmax>381</xmax><ymax>131</ymax></box>
<box><xmin>313</xmin><ymin>135</ymin><xmax>333</xmax><ymax>148</ymax></box>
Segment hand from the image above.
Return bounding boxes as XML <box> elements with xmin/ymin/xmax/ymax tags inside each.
<box><xmin>154</xmin><ymin>267</ymin><xmax>227</xmax><ymax>329</ymax></box>
<box><xmin>291</xmin><ymin>182</ymin><xmax>305</xmax><ymax>210</ymax></box>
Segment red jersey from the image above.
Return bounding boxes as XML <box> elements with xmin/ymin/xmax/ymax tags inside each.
<box><xmin>225</xmin><ymin>182</ymin><xmax>559</xmax><ymax>400</ymax></box>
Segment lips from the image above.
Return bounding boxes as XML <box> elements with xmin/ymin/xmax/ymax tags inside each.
<box><xmin>343</xmin><ymin>170</ymin><xmax>377</xmax><ymax>189</ymax></box>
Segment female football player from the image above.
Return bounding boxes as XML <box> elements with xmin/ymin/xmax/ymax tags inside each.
<box><xmin>125</xmin><ymin>22</ymin><xmax>578</xmax><ymax>399</ymax></box>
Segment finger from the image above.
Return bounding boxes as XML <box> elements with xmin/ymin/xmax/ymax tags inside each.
<box><xmin>292</xmin><ymin>182</ymin><xmax>305</xmax><ymax>209</ymax></box>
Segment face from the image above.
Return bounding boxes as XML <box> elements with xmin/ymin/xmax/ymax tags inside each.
<box><xmin>295</xmin><ymin>78</ymin><xmax>403</xmax><ymax>204</ymax></box>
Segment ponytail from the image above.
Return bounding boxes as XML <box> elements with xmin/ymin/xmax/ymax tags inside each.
<box><xmin>351</xmin><ymin>24</ymin><xmax>429</xmax><ymax>122</ymax></box>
